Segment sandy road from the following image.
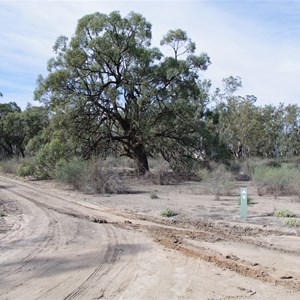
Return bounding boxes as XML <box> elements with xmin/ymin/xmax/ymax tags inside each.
<box><xmin>0</xmin><ymin>175</ymin><xmax>300</xmax><ymax>300</ymax></box>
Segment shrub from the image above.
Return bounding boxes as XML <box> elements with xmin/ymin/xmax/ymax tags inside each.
<box><xmin>283</xmin><ymin>218</ymin><xmax>300</xmax><ymax>227</ymax></box>
<box><xmin>160</xmin><ymin>208</ymin><xmax>177</xmax><ymax>217</ymax></box>
<box><xmin>241</xmin><ymin>158</ymin><xmax>282</xmax><ymax>180</ymax></box>
<box><xmin>55</xmin><ymin>158</ymin><xmax>87</xmax><ymax>189</ymax></box>
<box><xmin>34</xmin><ymin>138</ymin><xmax>72</xmax><ymax>178</ymax></box>
<box><xmin>82</xmin><ymin>159</ymin><xmax>127</xmax><ymax>194</ymax></box>
<box><xmin>56</xmin><ymin>157</ymin><xmax>127</xmax><ymax>194</ymax></box>
<box><xmin>17</xmin><ymin>159</ymin><xmax>36</xmax><ymax>177</ymax></box>
<box><xmin>273</xmin><ymin>209</ymin><xmax>295</xmax><ymax>218</ymax></box>
<box><xmin>253</xmin><ymin>165</ymin><xmax>294</xmax><ymax>198</ymax></box>
<box><xmin>199</xmin><ymin>164</ymin><xmax>234</xmax><ymax>200</ymax></box>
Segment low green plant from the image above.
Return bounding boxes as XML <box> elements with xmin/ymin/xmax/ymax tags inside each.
<box><xmin>0</xmin><ymin>211</ymin><xmax>6</xmax><ymax>218</ymax></box>
<box><xmin>283</xmin><ymin>218</ymin><xmax>300</xmax><ymax>227</ymax></box>
<box><xmin>160</xmin><ymin>208</ymin><xmax>176</xmax><ymax>217</ymax></box>
<box><xmin>273</xmin><ymin>209</ymin><xmax>295</xmax><ymax>218</ymax></box>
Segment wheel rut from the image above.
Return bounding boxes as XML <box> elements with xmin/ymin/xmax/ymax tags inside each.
<box><xmin>1</xmin><ymin>175</ymin><xmax>300</xmax><ymax>299</ymax></box>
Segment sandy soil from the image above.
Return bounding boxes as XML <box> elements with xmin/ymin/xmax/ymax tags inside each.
<box><xmin>0</xmin><ymin>174</ymin><xmax>300</xmax><ymax>300</ymax></box>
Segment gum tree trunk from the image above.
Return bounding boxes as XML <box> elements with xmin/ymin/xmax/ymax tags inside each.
<box><xmin>133</xmin><ymin>143</ymin><xmax>149</xmax><ymax>175</ymax></box>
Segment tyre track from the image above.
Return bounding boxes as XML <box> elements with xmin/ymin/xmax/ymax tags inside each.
<box><xmin>1</xmin><ymin>175</ymin><xmax>300</xmax><ymax>298</ymax></box>
<box><xmin>0</xmin><ymin>176</ymin><xmax>140</xmax><ymax>299</ymax></box>
<box><xmin>0</xmin><ymin>189</ymin><xmax>71</xmax><ymax>297</ymax></box>
<box><xmin>63</xmin><ymin>225</ymin><xmax>121</xmax><ymax>300</ymax></box>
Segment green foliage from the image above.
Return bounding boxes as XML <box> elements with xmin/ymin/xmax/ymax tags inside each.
<box><xmin>55</xmin><ymin>158</ymin><xmax>87</xmax><ymax>189</ymax></box>
<box><xmin>34</xmin><ymin>11</ymin><xmax>214</xmax><ymax>175</ymax></box>
<box><xmin>199</xmin><ymin>164</ymin><xmax>234</xmax><ymax>200</ymax></box>
<box><xmin>35</xmin><ymin>138</ymin><xmax>72</xmax><ymax>178</ymax></box>
<box><xmin>283</xmin><ymin>218</ymin><xmax>300</xmax><ymax>227</ymax></box>
<box><xmin>212</xmin><ymin>83</ymin><xmax>300</xmax><ymax>160</ymax></box>
<box><xmin>3</xmin><ymin>11</ymin><xmax>300</xmax><ymax>174</ymax></box>
<box><xmin>160</xmin><ymin>29</ymin><xmax>196</xmax><ymax>60</ymax></box>
<box><xmin>273</xmin><ymin>209</ymin><xmax>295</xmax><ymax>218</ymax></box>
<box><xmin>241</xmin><ymin>158</ymin><xmax>279</xmax><ymax>179</ymax></box>
<box><xmin>253</xmin><ymin>165</ymin><xmax>300</xmax><ymax>198</ymax></box>
<box><xmin>0</xmin><ymin>102</ymin><xmax>24</xmax><ymax>159</ymax></box>
<box><xmin>0</xmin><ymin>211</ymin><xmax>6</xmax><ymax>218</ymax></box>
<box><xmin>16</xmin><ymin>159</ymin><xmax>36</xmax><ymax>177</ymax></box>
<box><xmin>17</xmin><ymin>138</ymin><xmax>72</xmax><ymax>178</ymax></box>
<box><xmin>0</xmin><ymin>103</ymin><xmax>49</xmax><ymax>160</ymax></box>
<box><xmin>55</xmin><ymin>157</ymin><xmax>126</xmax><ymax>194</ymax></box>
<box><xmin>160</xmin><ymin>208</ymin><xmax>177</xmax><ymax>217</ymax></box>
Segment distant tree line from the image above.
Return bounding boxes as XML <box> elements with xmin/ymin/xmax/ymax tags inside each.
<box><xmin>1</xmin><ymin>12</ymin><xmax>300</xmax><ymax>175</ymax></box>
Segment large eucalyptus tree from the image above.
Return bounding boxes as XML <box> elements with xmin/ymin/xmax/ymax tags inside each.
<box><xmin>35</xmin><ymin>11</ymin><xmax>210</xmax><ymax>174</ymax></box>
<box><xmin>35</xmin><ymin>12</ymin><xmax>210</xmax><ymax>174</ymax></box>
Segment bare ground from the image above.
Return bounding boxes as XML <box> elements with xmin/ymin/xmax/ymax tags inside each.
<box><xmin>0</xmin><ymin>174</ymin><xmax>300</xmax><ymax>300</ymax></box>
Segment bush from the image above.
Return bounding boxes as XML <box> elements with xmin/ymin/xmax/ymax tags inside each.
<box><xmin>253</xmin><ymin>165</ymin><xmax>295</xmax><ymax>198</ymax></box>
<box><xmin>56</xmin><ymin>157</ymin><xmax>127</xmax><ymax>194</ymax></box>
<box><xmin>199</xmin><ymin>164</ymin><xmax>234</xmax><ymax>200</ymax></box>
<box><xmin>82</xmin><ymin>159</ymin><xmax>127</xmax><ymax>194</ymax></box>
<box><xmin>273</xmin><ymin>209</ymin><xmax>295</xmax><ymax>218</ymax></box>
<box><xmin>253</xmin><ymin>164</ymin><xmax>300</xmax><ymax>198</ymax></box>
<box><xmin>283</xmin><ymin>218</ymin><xmax>300</xmax><ymax>227</ymax></box>
<box><xmin>160</xmin><ymin>208</ymin><xmax>177</xmax><ymax>217</ymax></box>
<box><xmin>55</xmin><ymin>158</ymin><xmax>87</xmax><ymax>189</ymax></box>
<box><xmin>241</xmin><ymin>158</ymin><xmax>282</xmax><ymax>179</ymax></box>
<box><xmin>34</xmin><ymin>138</ymin><xmax>72</xmax><ymax>178</ymax></box>
<box><xmin>17</xmin><ymin>159</ymin><xmax>36</xmax><ymax>177</ymax></box>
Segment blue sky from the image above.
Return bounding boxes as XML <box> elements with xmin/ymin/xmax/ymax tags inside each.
<box><xmin>1</xmin><ymin>0</ymin><xmax>300</xmax><ymax>109</ymax></box>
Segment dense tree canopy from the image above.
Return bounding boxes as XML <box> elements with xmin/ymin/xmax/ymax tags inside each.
<box><xmin>1</xmin><ymin>12</ymin><xmax>300</xmax><ymax>175</ymax></box>
<box><xmin>211</xmin><ymin>77</ymin><xmax>300</xmax><ymax>159</ymax></box>
<box><xmin>0</xmin><ymin>102</ymin><xmax>49</xmax><ymax>159</ymax></box>
<box><xmin>34</xmin><ymin>11</ymin><xmax>213</xmax><ymax>174</ymax></box>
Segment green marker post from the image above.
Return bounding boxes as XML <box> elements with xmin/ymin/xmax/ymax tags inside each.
<box><xmin>240</xmin><ymin>187</ymin><xmax>248</xmax><ymax>219</ymax></box>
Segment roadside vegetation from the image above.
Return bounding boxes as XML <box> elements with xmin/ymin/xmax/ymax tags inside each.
<box><xmin>283</xmin><ymin>218</ymin><xmax>300</xmax><ymax>227</ymax></box>
<box><xmin>273</xmin><ymin>209</ymin><xmax>300</xmax><ymax>227</ymax></box>
<box><xmin>160</xmin><ymin>208</ymin><xmax>177</xmax><ymax>218</ymax></box>
<box><xmin>273</xmin><ymin>209</ymin><xmax>295</xmax><ymax>218</ymax></box>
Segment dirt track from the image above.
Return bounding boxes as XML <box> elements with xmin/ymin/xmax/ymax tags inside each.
<box><xmin>0</xmin><ymin>175</ymin><xmax>300</xmax><ymax>299</ymax></box>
